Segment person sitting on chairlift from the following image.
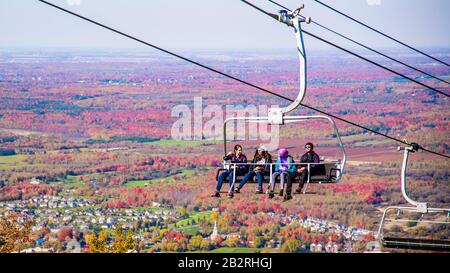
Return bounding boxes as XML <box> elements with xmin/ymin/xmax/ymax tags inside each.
<box><xmin>285</xmin><ymin>142</ymin><xmax>320</xmax><ymax>199</ymax></box>
<box><xmin>236</xmin><ymin>145</ymin><xmax>272</xmax><ymax>194</ymax></box>
<box><xmin>211</xmin><ymin>144</ymin><xmax>247</xmax><ymax>198</ymax></box>
<box><xmin>269</xmin><ymin>148</ymin><xmax>296</xmax><ymax>199</ymax></box>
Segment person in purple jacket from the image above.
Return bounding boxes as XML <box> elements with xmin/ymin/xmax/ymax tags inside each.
<box><xmin>211</xmin><ymin>144</ymin><xmax>247</xmax><ymax>198</ymax></box>
<box><xmin>269</xmin><ymin>148</ymin><xmax>296</xmax><ymax>199</ymax></box>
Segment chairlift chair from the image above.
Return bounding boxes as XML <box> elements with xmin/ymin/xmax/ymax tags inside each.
<box><xmin>377</xmin><ymin>143</ymin><xmax>450</xmax><ymax>251</ymax></box>
<box><xmin>221</xmin><ymin>2</ymin><xmax>347</xmax><ymax>195</ymax></box>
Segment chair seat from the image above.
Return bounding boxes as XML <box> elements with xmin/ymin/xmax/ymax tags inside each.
<box><xmin>216</xmin><ymin>162</ymin><xmax>340</xmax><ymax>184</ymax></box>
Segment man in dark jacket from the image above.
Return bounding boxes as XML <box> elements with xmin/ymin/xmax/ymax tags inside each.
<box><xmin>284</xmin><ymin>142</ymin><xmax>320</xmax><ymax>200</ymax></box>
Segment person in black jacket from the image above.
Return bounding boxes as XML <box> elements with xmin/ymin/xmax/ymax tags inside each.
<box><xmin>211</xmin><ymin>144</ymin><xmax>247</xmax><ymax>198</ymax></box>
<box><xmin>284</xmin><ymin>142</ymin><xmax>320</xmax><ymax>200</ymax></box>
<box><xmin>236</xmin><ymin>145</ymin><xmax>272</xmax><ymax>194</ymax></box>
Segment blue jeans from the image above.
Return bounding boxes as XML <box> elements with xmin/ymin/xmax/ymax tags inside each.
<box><xmin>238</xmin><ymin>171</ymin><xmax>265</xmax><ymax>191</ymax></box>
<box><xmin>216</xmin><ymin>170</ymin><xmax>237</xmax><ymax>192</ymax></box>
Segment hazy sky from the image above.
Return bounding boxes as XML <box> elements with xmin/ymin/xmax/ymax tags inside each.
<box><xmin>0</xmin><ymin>0</ymin><xmax>449</xmax><ymax>51</ymax></box>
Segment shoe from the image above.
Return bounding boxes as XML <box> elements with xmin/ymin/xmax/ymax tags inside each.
<box><xmin>255</xmin><ymin>189</ymin><xmax>263</xmax><ymax>194</ymax></box>
<box><xmin>210</xmin><ymin>192</ymin><xmax>220</xmax><ymax>197</ymax></box>
<box><xmin>279</xmin><ymin>189</ymin><xmax>284</xmax><ymax>196</ymax></box>
<box><xmin>235</xmin><ymin>188</ymin><xmax>241</xmax><ymax>193</ymax></box>
<box><xmin>227</xmin><ymin>192</ymin><xmax>234</xmax><ymax>198</ymax></box>
<box><xmin>294</xmin><ymin>188</ymin><xmax>302</xmax><ymax>194</ymax></box>
<box><xmin>268</xmin><ymin>191</ymin><xmax>275</xmax><ymax>199</ymax></box>
<box><xmin>283</xmin><ymin>194</ymin><xmax>292</xmax><ymax>201</ymax></box>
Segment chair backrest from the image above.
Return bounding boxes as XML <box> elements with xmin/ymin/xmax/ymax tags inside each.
<box><xmin>310</xmin><ymin>162</ymin><xmax>338</xmax><ymax>182</ymax></box>
<box><xmin>325</xmin><ymin>162</ymin><xmax>340</xmax><ymax>181</ymax></box>
<box><xmin>314</xmin><ymin>164</ymin><xmax>326</xmax><ymax>176</ymax></box>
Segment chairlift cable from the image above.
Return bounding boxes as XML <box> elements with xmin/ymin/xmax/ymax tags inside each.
<box><xmin>268</xmin><ymin>0</ymin><xmax>450</xmax><ymax>85</ymax></box>
<box><xmin>313</xmin><ymin>0</ymin><xmax>450</xmax><ymax>67</ymax></box>
<box><xmin>37</xmin><ymin>0</ymin><xmax>450</xmax><ymax>159</ymax></box>
<box><xmin>263</xmin><ymin>0</ymin><xmax>450</xmax><ymax>97</ymax></box>
<box><xmin>301</xmin><ymin>29</ymin><xmax>450</xmax><ymax>98</ymax></box>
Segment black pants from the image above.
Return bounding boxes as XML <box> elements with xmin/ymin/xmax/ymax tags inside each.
<box><xmin>285</xmin><ymin>170</ymin><xmax>308</xmax><ymax>195</ymax></box>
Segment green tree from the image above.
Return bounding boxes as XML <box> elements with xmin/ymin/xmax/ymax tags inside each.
<box><xmin>254</xmin><ymin>236</ymin><xmax>265</xmax><ymax>248</ymax></box>
<box><xmin>281</xmin><ymin>239</ymin><xmax>302</xmax><ymax>253</ymax></box>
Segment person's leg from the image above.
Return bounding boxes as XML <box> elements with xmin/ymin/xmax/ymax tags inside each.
<box><xmin>238</xmin><ymin>171</ymin><xmax>255</xmax><ymax>191</ymax></box>
<box><xmin>293</xmin><ymin>171</ymin><xmax>302</xmax><ymax>193</ymax></box>
<box><xmin>212</xmin><ymin>170</ymin><xmax>230</xmax><ymax>196</ymax></box>
<box><xmin>216</xmin><ymin>171</ymin><xmax>230</xmax><ymax>192</ymax></box>
<box><xmin>279</xmin><ymin>172</ymin><xmax>286</xmax><ymax>196</ymax></box>
<box><xmin>282</xmin><ymin>172</ymin><xmax>295</xmax><ymax>201</ymax></box>
<box><xmin>271</xmin><ymin>172</ymin><xmax>280</xmax><ymax>192</ymax></box>
<box><xmin>256</xmin><ymin>172</ymin><xmax>264</xmax><ymax>192</ymax></box>
<box><xmin>285</xmin><ymin>172</ymin><xmax>293</xmax><ymax>196</ymax></box>
<box><xmin>269</xmin><ymin>172</ymin><xmax>279</xmax><ymax>198</ymax></box>
<box><xmin>228</xmin><ymin>171</ymin><xmax>236</xmax><ymax>191</ymax></box>
<box><xmin>298</xmin><ymin>169</ymin><xmax>309</xmax><ymax>192</ymax></box>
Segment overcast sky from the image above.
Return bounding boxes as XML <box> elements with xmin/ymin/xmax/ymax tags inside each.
<box><xmin>0</xmin><ymin>0</ymin><xmax>449</xmax><ymax>51</ymax></box>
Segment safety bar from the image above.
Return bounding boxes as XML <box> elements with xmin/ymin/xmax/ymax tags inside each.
<box><xmin>376</xmin><ymin>142</ymin><xmax>450</xmax><ymax>250</ymax></box>
<box><xmin>377</xmin><ymin>206</ymin><xmax>450</xmax><ymax>237</ymax></box>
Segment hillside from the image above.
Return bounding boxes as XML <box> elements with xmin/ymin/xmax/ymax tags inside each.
<box><xmin>0</xmin><ymin>49</ymin><xmax>448</xmax><ymax>253</ymax></box>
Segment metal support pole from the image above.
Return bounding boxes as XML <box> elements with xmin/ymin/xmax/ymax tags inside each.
<box><xmin>303</xmin><ymin>163</ymin><xmax>311</xmax><ymax>194</ymax></box>
<box><xmin>229</xmin><ymin>164</ymin><xmax>237</xmax><ymax>194</ymax></box>
<box><xmin>400</xmin><ymin>144</ymin><xmax>428</xmax><ymax>213</ymax></box>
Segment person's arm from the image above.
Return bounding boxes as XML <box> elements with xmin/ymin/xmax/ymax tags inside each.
<box><xmin>310</xmin><ymin>153</ymin><xmax>320</xmax><ymax>170</ymax></box>
<box><xmin>239</xmin><ymin>155</ymin><xmax>247</xmax><ymax>171</ymax></box>
<box><xmin>299</xmin><ymin>154</ymin><xmax>307</xmax><ymax>168</ymax></box>
<box><xmin>223</xmin><ymin>154</ymin><xmax>232</xmax><ymax>161</ymax></box>
<box><xmin>264</xmin><ymin>158</ymin><xmax>272</xmax><ymax>172</ymax></box>
<box><xmin>288</xmin><ymin>157</ymin><xmax>296</xmax><ymax>173</ymax></box>
<box><xmin>251</xmin><ymin>157</ymin><xmax>258</xmax><ymax>171</ymax></box>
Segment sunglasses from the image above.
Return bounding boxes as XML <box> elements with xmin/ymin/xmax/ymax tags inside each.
<box><xmin>305</xmin><ymin>146</ymin><xmax>312</xmax><ymax>149</ymax></box>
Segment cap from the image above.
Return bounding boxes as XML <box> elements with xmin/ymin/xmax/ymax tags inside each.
<box><xmin>257</xmin><ymin>145</ymin><xmax>267</xmax><ymax>151</ymax></box>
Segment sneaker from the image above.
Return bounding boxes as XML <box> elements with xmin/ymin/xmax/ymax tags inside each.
<box><xmin>279</xmin><ymin>189</ymin><xmax>284</xmax><ymax>196</ymax></box>
<box><xmin>255</xmin><ymin>189</ymin><xmax>263</xmax><ymax>194</ymax></box>
<box><xmin>283</xmin><ymin>194</ymin><xmax>292</xmax><ymax>201</ymax></box>
<box><xmin>210</xmin><ymin>192</ymin><xmax>220</xmax><ymax>197</ymax></box>
<box><xmin>268</xmin><ymin>191</ymin><xmax>275</xmax><ymax>199</ymax></box>
<box><xmin>235</xmin><ymin>188</ymin><xmax>241</xmax><ymax>193</ymax></box>
<box><xmin>227</xmin><ymin>192</ymin><xmax>234</xmax><ymax>198</ymax></box>
<box><xmin>294</xmin><ymin>188</ymin><xmax>302</xmax><ymax>194</ymax></box>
